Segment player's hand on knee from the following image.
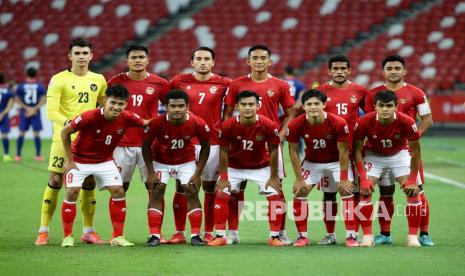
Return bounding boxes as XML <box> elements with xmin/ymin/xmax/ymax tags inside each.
<box><xmin>147</xmin><ymin>172</ymin><xmax>161</xmax><ymax>190</ymax></box>
<box><xmin>337</xmin><ymin>180</ymin><xmax>354</xmax><ymax>195</ymax></box>
<box><xmin>266</xmin><ymin>176</ymin><xmax>282</xmax><ymax>194</ymax></box>
<box><xmin>293</xmin><ymin>179</ymin><xmax>308</xmax><ymax>197</ymax></box>
<box><xmin>360</xmin><ymin>177</ymin><xmax>373</xmax><ymax>196</ymax></box>
<box><xmin>188</xmin><ymin>174</ymin><xmax>201</xmax><ymax>192</ymax></box>
<box><xmin>401</xmin><ymin>182</ymin><xmax>419</xmax><ymax>197</ymax></box>
<box><xmin>63</xmin><ymin>160</ymin><xmax>79</xmax><ymax>175</ymax></box>
<box><xmin>215</xmin><ymin>179</ymin><xmax>231</xmax><ymax>193</ymax></box>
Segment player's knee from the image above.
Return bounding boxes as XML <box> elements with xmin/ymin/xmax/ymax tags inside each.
<box><xmin>108</xmin><ymin>186</ymin><xmax>125</xmax><ymax>199</ymax></box>
<box><xmin>48</xmin><ymin>173</ymin><xmax>63</xmax><ymax>189</ymax></box>
<box><xmin>65</xmin><ymin>187</ymin><xmax>80</xmax><ymax>201</ymax></box>
<box><xmin>379</xmin><ymin>185</ymin><xmax>395</xmax><ymax>196</ymax></box>
<box><xmin>184</xmin><ymin>185</ymin><xmax>199</xmax><ymax>198</ymax></box>
<box><xmin>323</xmin><ymin>192</ymin><xmax>337</xmax><ymax>201</ymax></box>
<box><xmin>151</xmin><ymin>184</ymin><xmax>166</xmax><ymax>200</ymax></box>
<box><xmin>82</xmin><ymin>176</ymin><xmax>96</xmax><ymax>190</ymax></box>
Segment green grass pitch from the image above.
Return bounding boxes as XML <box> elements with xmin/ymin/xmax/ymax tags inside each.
<box><xmin>1</xmin><ymin>137</ymin><xmax>465</xmax><ymax>275</ymax></box>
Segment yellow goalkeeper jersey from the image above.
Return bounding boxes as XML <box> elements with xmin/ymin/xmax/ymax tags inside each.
<box><xmin>46</xmin><ymin>69</ymin><xmax>107</xmax><ymax>141</ymax></box>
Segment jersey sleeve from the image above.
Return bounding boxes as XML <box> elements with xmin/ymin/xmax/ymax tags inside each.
<box><xmin>46</xmin><ymin>76</ymin><xmax>68</xmax><ymax>126</ymax></box>
<box><xmin>353</xmin><ymin>118</ymin><xmax>366</xmax><ymax>141</ymax></box>
<box><xmin>218</xmin><ymin>120</ymin><xmax>232</xmax><ymax>147</ymax></box>
<box><xmin>364</xmin><ymin>90</ymin><xmax>375</xmax><ymax>113</ymax></box>
<box><xmin>266</xmin><ymin>121</ymin><xmax>281</xmax><ymax>145</ymax></box>
<box><xmin>224</xmin><ymin>83</ymin><xmax>238</xmax><ymax>107</ymax></box>
<box><xmin>126</xmin><ymin>111</ymin><xmax>145</xmax><ymax>127</ymax></box>
<box><xmin>195</xmin><ymin>117</ymin><xmax>212</xmax><ymax>142</ymax></box>
<box><xmin>336</xmin><ymin>118</ymin><xmax>350</xmax><ymax>142</ymax></box>
<box><xmin>279</xmin><ymin>81</ymin><xmax>295</xmax><ymax>109</ymax></box>
<box><xmin>285</xmin><ymin>118</ymin><xmax>301</xmax><ymax>143</ymax></box>
<box><xmin>401</xmin><ymin>115</ymin><xmax>420</xmax><ymax>141</ymax></box>
<box><xmin>69</xmin><ymin>112</ymin><xmax>89</xmax><ymax>131</ymax></box>
<box><xmin>412</xmin><ymin>89</ymin><xmax>431</xmax><ymax>116</ymax></box>
<box><xmin>144</xmin><ymin>119</ymin><xmax>159</xmax><ymax>142</ymax></box>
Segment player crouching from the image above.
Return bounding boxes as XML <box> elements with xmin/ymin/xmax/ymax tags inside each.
<box><xmin>208</xmin><ymin>91</ymin><xmax>287</xmax><ymax>246</ymax></box>
<box><xmin>60</xmin><ymin>85</ymin><xmax>150</xmax><ymax>247</ymax></box>
<box><xmin>354</xmin><ymin>90</ymin><xmax>423</xmax><ymax>247</ymax></box>
<box><xmin>142</xmin><ymin>89</ymin><xmax>211</xmax><ymax>247</ymax></box>
<box><xmin>287</xmin><ymin>89</ymin><xmax>358</xmax><ymax>247</ymax></box>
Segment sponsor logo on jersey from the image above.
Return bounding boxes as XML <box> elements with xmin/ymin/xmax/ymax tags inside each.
<box><xmin>164</xmin><ymin>135</ymin><xmax>169</xmax><ymax>139</ymax></box>
<box><xmin>236</xmin><ymin>136</ymin><xmax>241</xmax><ymax>140</ymax></box>
<box><xmin>184</xmin><ymin>136</ymin><xmax>191</xmax><ymax>140</ymax></box>
<box><xmin>187</xmin><ymin>85</ymin><xmax>191</xmax><ymax>90</ymax></box>
<box><xmin>327</xmin><ymin>97</ymin><xmax>332</xmax><ymax>102</ymax></box>
<box><xmin>209</xmin><ymin>86</ymin><xmax>217</xmax><ymax>94</ymax></box>
<box><xmin>71</xmin><ymin>85</ymin><xmax>75</xmax><ymax>90</ymax></box>
<box><xmin>373</xmin><ymin>135</ymin><xmax>377</xmax><ymax>139</ymax></box>
<box><xmin>400</xmin><ymin>98</ymin><xmax>407</xmax><ymax>104</ymax></box>
<box><xmin>326</xmin><ymin>134</ymin><xmax>333</xmax><ymax>139</ymax></box>
<box><xmin>304</xmin><ymin>134</ymin><xmax>309</xmax><ymax>138</ymax></box>
<box><xmin>96</xmin><ymin>129</ymin><xmax>101</xmax><ymax>134</ymax></box>
<box><xmin>90</xmin><ymin>83</ymin><xmax>98</xmax><ymax>92</ymax></box>
<box><xmin>117</xmin><ymin>129</ymin><xmax>124</xmax><ymax>135</ymax></box>
<box><xmin>394</xmin><ymin>134</ymin><xmax>401</xmax><ymax>139</ymax></box>
<box><xmin>267</xmin><ymin>89</ymin><xmax>274</xmax><ymax>97</ymax></box>
<box><xmin>146</xmin><ymin>87</ymin><xmax>155</xmax><ymax>95</ymax></box>
<box><xmin>256</xmin><ymin>135</ymin><xmax>264</xmax><ymax>141</ymax></box>
<box><xmin>350</xmin><ymin>95</ymin><xmax>357</xmax><ymax>103</ymax></box>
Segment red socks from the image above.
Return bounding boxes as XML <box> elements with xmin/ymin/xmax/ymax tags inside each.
<box><xmin>280</xmin><ymin>193</ymin><xmax>287</xmax><ymax>231</ymax></box>
<box><xmin>188</xmin><ymin>208</ymin><xmax>203</xmax><ymax>236</ymax></box>
<box><xmin>62</xmin><ymin>200</ymin><xmax>76</xmax><ymax>237</ymax></box>
<box><xmin>358</xmin><ymin>195</ymin><xmax>373</xmax><ymax>235</ymax></box>
<box><xmin>173</xmin><ymin>192</ymin><xmax>187</xmax><ymax>232</ymax></box>
<box><xmin>213</xmin><ymin>191</ymin><xmax>230</xmax><ymax>231</ymax></box>
<box><xmin>378</xmin><ymin>196</ymin><xmax>394</xmax><ymax>232</ymax></box>
<box><xmin>406</xmin><ymin>195</ymin><xmax>422</xmax><ymax>235</ymax></box>
<box><xmin>341</xmin><ymin>195</ymin><xmax>356</xmax><ymax>232</ymax></box>
<box><xmin>323</xmin><ymin>201</ymin><xmax>337</xmax><ymax>234</ymax></box>
<box><xmin>419</xmin><ymin>192</ymin><xmax>430</xmax><ymax>232</ymax></box>
<box><xmin>148</xmin><ymin>208</ymin><xmax>163</xmax><ymax>235</ymax></box>
<box><xmin>267</xmin><ymin>194</ymin><xmax>285</xmax><ymax>233</ymax></box>
<box><xmin>109</xmin><ymin>197</ymin><xmax>126</xmax><ymax>238</ymax></box>
<box><xmin>228</xmin><ymin>190</ymin><xmax>244</xmax><ymax>231</ymax></box>
<box><xmin>204</xmin><ymin>192</ymin><xmax>215</xmax><ymax>233</ymax></box>
<box><xmin>293</xmin><ymin>198</ymin><xmax>308</xmax><ymax>234</ymax></box>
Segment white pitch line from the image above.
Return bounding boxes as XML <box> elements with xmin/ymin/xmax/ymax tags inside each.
<box><xmin>434</xmin><ymin>157</ymin><xmax>465</xmax><ymax>167</ymax></box>
<box><xmin>424</xmin><ymin>172</ymin><xmax>465</xmax><ymax>189</ymax></box>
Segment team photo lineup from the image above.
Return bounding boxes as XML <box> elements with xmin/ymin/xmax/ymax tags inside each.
<box><xmin>3</xmin><ymin>37</ymin><xmax>433</xmax><ymax>249</ymax></box>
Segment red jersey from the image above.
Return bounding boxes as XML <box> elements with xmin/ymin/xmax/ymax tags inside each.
<box><xmin>224</xmin><ymin>74</ymin><xmax>295</xmax><ymax>124</ymax></box>
<box><xmin>170</xmin><ymin>73</ymin><xmax>231</xmax><ymax>145</ymax></box>
<box><xmin>145</xmin><ymin>113</ymin><xmax>211</xmax><ymax>165</ymax></box>
<box><xmin>318</xmin><ymin>81</ymin><xmax>367</xmax><ymax>131</ymax></box>
<box><xmin>365</xmin><ymin>83</ymin><xmax>431</xmax><ymax>120</ymax></box>
<box><xmin>219</xmin><ymin>115</ymin><xmax>280</xmax><ymax>169</ymax></box>
<box><xmin>108</xmin><ymin>72</ymin><xmax>170</xmax><ymax>147</ymax></box>
<box><xmin>287</xmin><ymin>112</ymin><xmax>349</xmax><ymax>163</ymax></box>
<box><xmin>70</xmin><ymin>108</ymin><xmax>144</xmax><ymax>164</ymax></box>
<box><xmin>354</xmin><ymin>111</ymin><xmax>420</xmax><ymax>156</ymax></box>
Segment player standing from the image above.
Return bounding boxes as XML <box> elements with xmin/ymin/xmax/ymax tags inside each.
<box><xmin>35</xmin><ymin>39</ymin><xmax>107</xmax><ymax>245</ymax></box>
<box><xmin>0</xmin><ymin>73</ymin><xmax>14</xmax><ymax>162</ymax></box>
<box><xmin>108</xmin><ymin>45</ymin><xmax>169</xmax><ymax>193</ymax></box>
<box><xmin>223</xmin><ymin>44</ymin><xmax>295</xmax><ymax>244</ymax></box>
<box><xmin>365</xmin><ymin>55</ymin><xmax>434</xmax><ymax>246</ymax></box>
<box><xmin>169</xmin><ymin>46</ymin><xmax>231</xmax><ymax>243</ymax></box>
<box><xmin>60</xmin><ymin>85</ymin><xmax>149</xmax><ymax>247</ymax></box>
<box><xmin>354</xmin><ymin>90</ymin><xmax>423</xmax><ymax>247</ymax></box>
<box><xmin>208</xmin><ymin>91</ymin><xmax>286</xmax><ymax>246</ymax></box>
<box><xmin>287</xmin><ymin>89</ymin><xmax>358</xmax><ymax>247</ymax></box>
<box><xmin>142</xmin><ymin>89</ymin><xmax>211</xmax><ymax>246</ymax></box>
<box><xmin>15</xmin><ymin>68</ymin><xmax>47</xmax><ymax>162</ymax></box>
<box><xmin>315</xmin><ymin>55</ymin><xmax>367</xmax><ymax>245</ymax></box>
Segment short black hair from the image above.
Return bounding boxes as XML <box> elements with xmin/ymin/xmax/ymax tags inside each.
<box><xmin>328</xmin><ymin>54</ymin><xmax>350</xmax><ymax>69</ymax></box>
<box><xmin>26</xmin><ymin>68</ymin><xmax>37</xmax><ymax>78</ymax></box>
<box><xmin>126</xmin><ymin>44</ymin><xmax>148</xmax><ymax>58</ymax></box>
<box><xmin>0</xmin><ymin>73</ymin><xmax>4</xmax><ymax>84</ymax></box>
<box><xmin>191</xmin><ymin>46</ymin><xmax>215</xmax><ymax>60</ymax></box>
<box><xmin>166</xmin><ymin>89</ymin><xmax>189</xmax><ymax>104</ymax></box>
<box><xmin>69</xmin><ymin>38</ymin><xmax>93</xmax><ymax>51</ymax></box>
<box><xmin>248</xmin><ymin>44</ymin><xmax>271</xmax><ymax>57</ymax></box>
<box><xmin>236</xmin><ymin>90</ymin><xmax>260</xmax><ymax>103</ymax></box>
<box><xmin>106</xmin><ymin>85</ymin><xmax>129</xmax><ymax>100</ymax></box>
<box><xmin>374</xmin><ymin>90</ymin><xmax>398</xmax><ymax>106</ymax></box>
<box><xmin>382</xmin><ymin>55</ymin><xmax>405</xmax><ymax>69</ymax></box>
<box><xmin>301</xmin><ymin>89</ymin><xmax>328</xmax><ymax>105</ymax></box>
<box><xmin>284</xmin><ymin>65</ymin><xmax>294</xmax><ymax>75</ymax></box>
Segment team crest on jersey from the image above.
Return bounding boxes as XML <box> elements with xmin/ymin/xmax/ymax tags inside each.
<box><xmin>96</xmin><ymin>129</ymin><xmax>101</xmax><ymax>134</ymax></box>
<box><xmin>400</xmin><ymin>98</ymin><xmax>407</xmax><ymax>104</ymax></box>
<box><xmin>267</xmin><ymin>89</ymin><xmax>275</xmax><ymax>97</ymax></box>
<box><xmin>184</xmin><ymin>136</ymin><xmax>191</xmax><ymax>140</ymax></box>
<box><xmin>146</xmin><ymin>87</ymin><xmax>155</xmax><ymax>95</ymax></box>
<box><xmin>326</xmin><ymin>134</ymin><xmax>333</xmax><ymax>139</ymax></box>
<box><xmin>187</xmin><ymin>86</ymin><xmax>191</xmax><ymax>90</ymax></box>
<box><xmin>394</xmin><ymin>134</ymin><xmax>401</xmax><ymax>139</ymax></box>
<box><xmin>164</xmin><ymin>135</ymin><xmax>169</xmax><ymax>139</ymax></box>
<box><xmin>209</xmin><ymin>86</ymin><xmax>217</xmax><ymax>94</ymax></box>
<box><xmin>256</xmin><ymin>135</ymin><xmax>264</xmax><ymax>141</ymax></box>
<box><xmin>236</xmin><ymin>136</ymin><xmax>241</xmax><ymax>140</ymax></box>
<box><xmin>90</xmin><ymin>84</ymin><xmax>98</xmax><ymax>92</ymax></box>
<box><xmin>327</xmin><ymin>97</ymin><xmax>332</xmax><ymax>102</ymax></box>
<box><xmin>373</xmin><ymin>135</ymin><xmax>377</xmax><ymax>139</ymax></box>
<box><xmin>117</xmin><ymin>129</ymin><xmax>124</xmax><ymax>135</ymax></box>
<box><xmin>350</xmin><ymin>95</ymin><xmax>357</xmax><ymax>103</ymax></box>
<box><xmin>304</xmin><ymin>134</ymin><xmax>309</xmax><ymax>138</ymax></box>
